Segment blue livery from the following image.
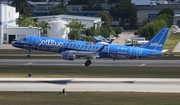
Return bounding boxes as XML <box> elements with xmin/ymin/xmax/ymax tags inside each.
<box><xmin>12</xmin><ymin>28</ymin><xmax>169</xmax><ymax>66</ymax></box>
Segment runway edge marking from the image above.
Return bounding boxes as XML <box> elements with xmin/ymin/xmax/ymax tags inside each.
<box><xmin>139</xmin><ymin>63</ymin><xmax>146</xmax><ymax>66</ymax></box>
<box><xmin>24</xmin><ymin>62</ymin><xmax>33</xmax><ymax>65</ymax></box>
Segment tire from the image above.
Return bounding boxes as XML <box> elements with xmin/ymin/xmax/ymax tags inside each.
<box><xmin>85</xmin><ymin>60</ymin><xmax>91</xmax><ymax>66</ymax></box>
<box><xmin>27</xmin><ymin>55</ymin><xmax>30</xmax><ymax>58</ymax></box>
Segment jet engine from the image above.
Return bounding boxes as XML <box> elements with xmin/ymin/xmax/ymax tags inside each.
<box><xmin>61</xmin><ymin>52</ymin><xmax>76</xmax><ymax>60</ymax></box>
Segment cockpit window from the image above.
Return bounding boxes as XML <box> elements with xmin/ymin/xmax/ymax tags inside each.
<box><xmin>20</xmin><ymin>37</ymin><xmax>26</xmax><ymax>41</ymax></box>
<box><xmin>23</xmin><ymin>38</ymin><xmax>26</xmax><ymax>41</ymax></box>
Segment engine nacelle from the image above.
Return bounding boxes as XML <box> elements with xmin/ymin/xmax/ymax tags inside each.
<box><xmin>61</xmin><ymin>52</ymin><xmax>76</xmax><ymax>60</ymax></box>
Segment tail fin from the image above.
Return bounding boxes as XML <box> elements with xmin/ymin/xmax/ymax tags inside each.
<box><xmin>142</xmin><ymin>28</ymin><xmax>169</xmax><ymax>51</ymax></box>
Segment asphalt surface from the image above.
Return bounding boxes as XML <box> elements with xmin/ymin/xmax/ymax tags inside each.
<box><xmin>0</xmin><ymin>78</ymin><xmax>180</xmax><ymax>93</ymax></box>
<box><xmin>173</xmin><ymin>41</ymin><xmax>180</xmax><ymax>52</ymax></box>
<box><xmin>1</xmin><ymin>59</ymin><xmax>179</xmax><ymax>93</ymax></box>
<box><xmin>0</xmin><ymin>44</ymin><xmax>19</xmax><ymax>49</ymax></box>
<box><xmin>0</xmin><ymin>59</ymin><xmax>180</xmax><ymax>67</ymax></box>
<box><xmin>0</xmin><ymin>54</ymin><xmax>60</xmax><ymax>56</ymax></box>
<box><xmin>112</xmin><ymin>30</ymin><xmax>136</xmax><ymax>45</ymax></box>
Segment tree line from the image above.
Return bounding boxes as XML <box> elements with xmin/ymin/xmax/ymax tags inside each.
<box><xmin>138</xmin><ymin>8</ymin><xmax>174</xmax><ymax>39</ymax></box>
<box><xmin>9</xmin><ymin>0</ymin><xmax>174</xmax><ymax>41</ymax></box>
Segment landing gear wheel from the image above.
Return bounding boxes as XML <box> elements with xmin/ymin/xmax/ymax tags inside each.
<box><xmin>84</xmin><ymin>59</ymin><xmax>91</xmax><ymax>67</ymax></box>
<box><xmin>27</xmin><ymin>49</ymin><xmax>31</xmax><ymax>58</ymax></box>
<box><xmin>27</xmin><ymin>55</ymin><xmax>30</xmax><ymax>58</ymax></box>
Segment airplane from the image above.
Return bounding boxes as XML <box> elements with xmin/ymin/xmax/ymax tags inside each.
<box><xmin>12</xmin><ymin>28</ymin><xmax>169</xmax><ymax>66</ymax></box>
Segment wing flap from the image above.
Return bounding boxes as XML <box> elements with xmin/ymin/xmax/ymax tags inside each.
<box><xmin>63</xmin><ymin>44</ymin><xmax>107</xmax><ymax>59</ymax></box>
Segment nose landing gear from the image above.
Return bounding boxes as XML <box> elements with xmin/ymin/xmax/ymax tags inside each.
<box><xmin>27</xmin><ymin>49</ymin><xmax>31</xmax><ymax>58</ymax></box>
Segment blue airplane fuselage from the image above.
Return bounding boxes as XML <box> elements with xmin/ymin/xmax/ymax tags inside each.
<box><xmin>12</xmin><ymin>35</ymin><xmax>163</xmax><ymax>59</ymax></box>
<box><xmin>11</xmin><ymin>28</ymin><xmax>169</xmax><ymax>66</ymax></box>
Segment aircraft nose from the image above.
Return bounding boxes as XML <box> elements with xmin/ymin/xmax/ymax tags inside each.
<box><xmin>12</xmin><ymin>39</ymin><xmax>17</xmax><ymax>46</ymax></box>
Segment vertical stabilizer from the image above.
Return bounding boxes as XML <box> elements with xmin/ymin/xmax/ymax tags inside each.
<box><xmin>142</xmin><ymin>28</ymin><xmax>169</xmax><ymax>51</ymax></box>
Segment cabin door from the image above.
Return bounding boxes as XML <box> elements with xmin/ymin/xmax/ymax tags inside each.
<box><xmin>136</xmin><ymin>48</ymin><xmax>142</xmax><ymax>58</ymax></box>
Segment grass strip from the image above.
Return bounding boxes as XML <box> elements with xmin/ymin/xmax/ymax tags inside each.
<box><xmin>0</xmin><ymin>92</ymin><xmax>180</xmax><ymax>105</ymax></box>
<box><xmin>164</xmin><ymin>33</ymin><xmax>180</xmax><ymax>54</ymax></box>
<box><xmin>0</xmin><ymin>66</ymin><xmax>179</xmax><ymax>78</ymax></box>
<box><xmin>0</xmin><ymin>49</ymin><xmax>54</xmax><ymax>54</ymax></box>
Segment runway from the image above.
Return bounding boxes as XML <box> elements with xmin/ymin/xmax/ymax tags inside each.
<box><xmin>0</xmin><ymin>59</ymin><xmax>180</xmax><ymax>67</ymax></box>
<box><xmin>0</xmin><ymin>78</ymin><xmax>180</xmax><ymax>93</ymax></box>
<box><xmin>0</xmin><ymin>59</ymin><xmax>180</xmax><ymax>93</ymax></box>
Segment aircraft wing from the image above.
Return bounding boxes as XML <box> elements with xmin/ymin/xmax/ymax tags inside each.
<box><xmin>62</xmin><ymin>44</ymin><xmax>107</xmax><ymax>60</ymax></box>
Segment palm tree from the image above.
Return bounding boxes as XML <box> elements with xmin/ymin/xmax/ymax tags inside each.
<box><xmin>66</xmin><ymin>19</ymin><xmax>86</xmax><ymax>31</ymax></box>
<box><xmin>36</xmin><ymin>20</ymin><xmax>50</xmax><ymax>34</ymax></box>
<box><xmin>17</xmin><ymin>15</ymin><xmax>36</xmax><ymax>27</ymax></box>
<box><xmin>65</xmin><ymin>19</ymin><xmax>86</xmax><ymax>40</ymax></box>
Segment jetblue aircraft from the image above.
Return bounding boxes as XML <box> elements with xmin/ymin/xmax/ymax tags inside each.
<box><xmin>12</xmin><ymin>28</ymin><xmax>169</xmax><ymax>66</ymax></box>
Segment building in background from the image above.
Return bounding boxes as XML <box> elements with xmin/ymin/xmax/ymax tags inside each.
<box><xmin>0</xmin><ymin>1</ymin><xmax>103</xmax><ymax>44</ymax></box>
<box><xmin>3</xmin><ymin>26</ymin><xmax>41</xmax><ymax>44</ymax></box>
<box><xmin>0</xmin><ymin>3</ymin><xmax>41</xmax><ymax>44</ymax></box>
<box><xmin>173</xmin><ymin>14</ymin><xmax>180</xmax><ymax>26</ymax></box>
<box><xmin>0</xmin><ymin>3</ymin><xmax>19</xmax><ymax>44</ymax></box>
<box><xmin>33</xmin><ymin>15</ymin><xmax>103</xmax><ymax>39</ymax></box>
<box><xmin>47</xmin><ymin>19</ymin><xmax>69</xmax><ymax>39</ymax></box>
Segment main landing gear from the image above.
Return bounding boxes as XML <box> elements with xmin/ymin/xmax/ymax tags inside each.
<box><xmin>84</xmin><ymin>59</ymin><xmax>92</xmax><ymax>67</ymax></box>
<box><xmin>27</xmin><ymin>55</ymin><xmax>30</xmax><ymax>58</ymax></box>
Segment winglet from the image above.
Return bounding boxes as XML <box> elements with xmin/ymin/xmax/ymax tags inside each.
<box><xmin>108</xmin><ymin>39</ymin><xmax>114</xmax><ymax>44</ymax></box>
<box><xmin>97</xmin><ymin>45</ymin><xmax>107</xmax><ymax>52</ymax></box>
